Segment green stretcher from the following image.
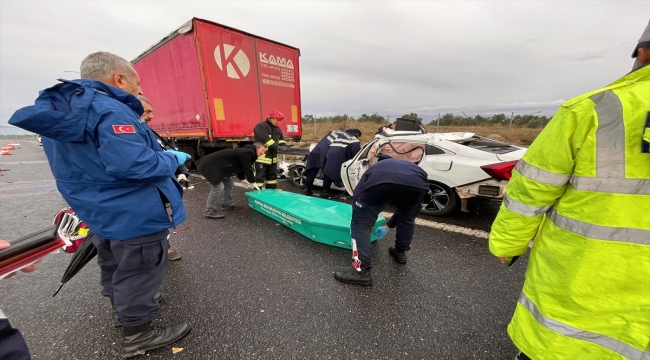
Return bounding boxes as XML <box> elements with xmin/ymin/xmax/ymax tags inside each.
<box><xmin>246</xmin><ymin>190</ymin><xmax>385</xmax><ymax>249</ymax></box>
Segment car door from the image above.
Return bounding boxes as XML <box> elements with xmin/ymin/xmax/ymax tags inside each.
<box><xmin>341</xmin><ymin>139</ymin><xmax>379</xmax><ymax>195</ymax></box>
<box><xmin>341</xmin><ymin>138</ymin><xmax>426</xmax><ymax>195</ymax></box>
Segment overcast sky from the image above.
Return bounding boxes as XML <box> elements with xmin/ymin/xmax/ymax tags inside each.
<box><xmin>1</xmin><ymin>1</ymin><xmax>648</xmax><ymax>130</ymax></box>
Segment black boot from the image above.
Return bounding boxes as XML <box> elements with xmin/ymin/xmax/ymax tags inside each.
<box><xmin>113</xmin><ymin>292</ymin><xmax>163</xmax><ymax>327</ymax></box>
<box><xmin>333</xmin><ymin>269</ymin><xmax>372</xmax><ymax>286</ymax></box>
<box><xmin>389</xmin><ymin>247</ymin><xmax>407</xmax><ymax>264</ymax></box>
<box><xmin>320</xmin><ymin>190</ymin><xmax>340</xmax><ymax>199</ymax></box>
<box><xmin>304</xmin><ymin>187</ymin><xmax>314</xmax><ymax>196</ymax></box>
<box><xmin>121</xmin><ymin>321</ymin><xmax>191</xmax><ymax>358</ymax></box>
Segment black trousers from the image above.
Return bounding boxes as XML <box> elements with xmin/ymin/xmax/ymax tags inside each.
<box><xmin>351</xmin><ymin>184</ymin><xmax>425</xmax><ymax>270</ymax></box>
<box><xmin>92</xmin><ymin>230</ymin><xmax>169</xmax><ymax>327</ymax></box>
<box><xmin>304</xmin><ymin>168</ymin><xmax>332</xmax><ymax>192</ymax></box>
<box><xmin>255</xmin><ymin>162</ymin><xmax>278</xmax><ymax>189</ymax></box>
<box><xmin>0</xmin><ymin>317</ymin><xmax>30</xmax><ymax>360</ymax></box>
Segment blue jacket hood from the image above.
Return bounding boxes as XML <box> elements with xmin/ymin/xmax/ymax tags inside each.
<box><xmin>9</xmin><ymin>79</ymin><xmax>143</xmax><ymax>142</ymax></box>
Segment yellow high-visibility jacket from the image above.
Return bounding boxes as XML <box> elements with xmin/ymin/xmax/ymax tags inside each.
<box><xmin>489</xmin><ymin>64</ymin><xmax>650</xmax><ymax>359</ymax></box>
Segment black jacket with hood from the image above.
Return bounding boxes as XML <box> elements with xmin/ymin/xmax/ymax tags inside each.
<box><xmin>195</xmin><ymin>145</ymin><xmax>258</xmax><ymax>185</ymax></box>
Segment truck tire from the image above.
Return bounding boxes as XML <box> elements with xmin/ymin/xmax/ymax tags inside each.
<box><xmin>419</xmin><ymin>181</ymin><xmax>458</xmax><ymax>216</ymax></box>
<box><xmin>289</xmin><ymin>164</ymin><xmax>306</xmax><ymax>188</ymax></box>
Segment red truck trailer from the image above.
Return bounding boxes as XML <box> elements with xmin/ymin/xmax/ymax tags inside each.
<box><xmin>132</xmin><ymin>18</ymin><xmax>302</xmax><ymax>157</ymax></box>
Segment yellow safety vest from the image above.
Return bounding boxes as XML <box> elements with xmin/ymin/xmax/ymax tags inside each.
<box><xmin>489</xmin><ymin>65</ymin><xmax>650</xmax><ymax>359</ymax></box>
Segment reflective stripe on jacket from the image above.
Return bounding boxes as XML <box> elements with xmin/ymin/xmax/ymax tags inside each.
<box><xmin>489</xmin><ymin>65</ymin><xmax>650</xmax><ymax>359</ymax></box>
<box><xmin>322</xmin><ymin>132</ymin><xmax>360</xmax><ymax>184</ymax></box>
<box><xmin>253</xmin><ymin>120</ymin><xmax>286</xmax><ymax>164</ymax></box>
<box><xmin>306</xmin><ymin>131</ymin><xmax>337</xmax><ymax>170</ymax></box>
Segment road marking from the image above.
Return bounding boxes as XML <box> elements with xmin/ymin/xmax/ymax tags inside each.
<box><xmin>380</xmin><ymin>211</ymin><xmax>490</xmax><ymax>239</ymax></box>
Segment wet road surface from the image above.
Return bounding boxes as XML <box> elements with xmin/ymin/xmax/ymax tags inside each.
<box><xmin>0</xmin><ymin>140</ymin><xmax>526</xmax><ymax>359</ymax></box>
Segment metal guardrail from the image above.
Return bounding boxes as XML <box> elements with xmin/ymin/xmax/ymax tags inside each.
<box><xmin>277</xmin><ymin>147</ymin><xmax>310</xmax><ymax>156</ymax></box>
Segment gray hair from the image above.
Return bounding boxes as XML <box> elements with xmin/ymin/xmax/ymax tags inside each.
<box><xmin>80</xmin><ymin>51</ymin><xmax>135</xmax><ymax>81</ymax></box>
<box><xmin>138</xmin><ymin>95</ymin><xmax>152</xmax><ymax>105</ymax></box>
<box><xmin>253</xmin><ymin>141</ymin><xmax>266</xmax><ymax>150</ymax></box>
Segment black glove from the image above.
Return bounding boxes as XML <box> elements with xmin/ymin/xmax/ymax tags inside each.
<box><xmin>278</xmin><ymin>145</ymin><xmax>292</xmax><ymax>152</ymax></box>
<box><xmin>267</xmin><ymin>144</ymin><xmax>279</xmax><ymax>158</ymax></box>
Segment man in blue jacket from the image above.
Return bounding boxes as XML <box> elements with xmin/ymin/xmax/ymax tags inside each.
<box><xmin>9</xmin><ymin>52</ymin><xmax>192</xmax><ymax>357</ymax></box>
<box><xmin>334</xmin><ymin>156</ymin><xmax>429</xmax><ymax>286</ymax></box>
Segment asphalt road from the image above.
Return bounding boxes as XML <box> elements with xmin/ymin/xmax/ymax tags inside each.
<box><xmin>0</xmin><ymin>140</ymin><xmax>526</xmax><ymax>359</ymax></box>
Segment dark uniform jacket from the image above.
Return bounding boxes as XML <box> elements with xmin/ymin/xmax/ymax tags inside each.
<box><xmin>253</xmin><ymin>120</ymin><xmax>286</xmax><ymax>164</ymax></box>
<box><xmin>196</xmin><ymin>145</ymin><xmax>258</xmax><ymax>185</ymax></box>
<box><xmin>353</xmin><ymin>158</ymin><xmax>429</xmax><ymax>203</ymax></box>
<box><xmin>322</xmin><ymin>131</ymin><xmax>361</xmax><ymax>184</ymax></box>
<box><xmin>306</xmin><ymin>131</ymin><xmax>337</xmax><ymax>170</ymax></box>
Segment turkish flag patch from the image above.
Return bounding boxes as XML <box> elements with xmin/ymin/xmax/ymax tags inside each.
<box><xmin>112</xmin><ymin>125</ymin><xmax>136</xmax><ymax>134</ymax></box>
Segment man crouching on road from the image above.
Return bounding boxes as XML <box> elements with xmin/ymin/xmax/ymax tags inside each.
<box><xmin>196</xmin><ymin>142</ymin><xmax>266</xmax><ymax>219</ymax></box>
<box><xmin>9</xmin><ymin>51</ymin><xmax>192</xmax><ymax>358</ymax></box>
<box><xmin>334</xmin><ymin>155</ymin><xmax>429</xmax><ymax>286</ymax></box>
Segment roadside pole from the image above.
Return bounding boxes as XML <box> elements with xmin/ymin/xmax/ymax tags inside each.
<box><xmin>506</xmin><ymin>111</ymin><xmax>514</xmax><ymax>143</ymax></box>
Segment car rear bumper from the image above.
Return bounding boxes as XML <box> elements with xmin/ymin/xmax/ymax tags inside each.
<box><xmin>455</xmin><ymin>179</ymin><xmax>508</xmax><ymax>200</ymax></box>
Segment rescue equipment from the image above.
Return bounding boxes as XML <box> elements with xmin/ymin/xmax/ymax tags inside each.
<box><xmin>246</xmin><ymin>190</ymin><xmax>385</xmax><ymax>249</ymax></box>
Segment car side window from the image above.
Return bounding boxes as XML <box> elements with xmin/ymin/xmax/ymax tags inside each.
<box><xmin>426</xmin><ymin>145</ymin><xmax>445</xmax><ymax>155</ymax></box>
<box><xmin>357</xmin><ymin>140</ymin><xmax>377</xmax><ymax>160</ymax></box>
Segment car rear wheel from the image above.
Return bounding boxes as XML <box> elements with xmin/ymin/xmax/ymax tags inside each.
<box><xmin>290</xmin><ymin>164</ymin><xmax>306</xmax><ymax>188</ymax></box>
<box><xmin>420</xmin><ymin>181</ymin><xmax>458</xmax><ymax>216</ymax></box>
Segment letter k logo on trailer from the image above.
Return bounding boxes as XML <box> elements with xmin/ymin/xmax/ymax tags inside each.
<box><xmin>214</xmin><ymin>44</ymin><xmax>250</xmax><ymax>79</ymax></box>
<box><xmin>112</xmin><ymin>125</ymin><xmax>136</xmax><ymax>134</ymax></box>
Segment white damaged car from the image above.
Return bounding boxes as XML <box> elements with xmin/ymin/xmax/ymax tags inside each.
<box><xmin>283</xmin><ymin>143</ymin><xmax>346</xmax><ymax>192</ymax></box>
<box><xmin>340</xmin><ymin>129</ymin><xmax>527</xmax><ymax>216</ymax></box>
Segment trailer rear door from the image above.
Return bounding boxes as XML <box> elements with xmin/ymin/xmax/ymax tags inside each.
<box><xmin>255</xmin><ymin>39</ymin><xmax>302</xmax><ymax>139</ymax></box>
<box><xmin>197</xmin><ymin>21</ymin><xmax>262</xmax><ymax>138</ymax></box>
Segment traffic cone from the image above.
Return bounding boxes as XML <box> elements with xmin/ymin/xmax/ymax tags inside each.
<box><xmin>1</xmin><ymin>149</ymin><xmax>11</xmax><ymax>155</ymax></box>
<box><xmin>7</xmin><ymin>145</ymin><xmax>15</xmax><ymax>150</ymax></box>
